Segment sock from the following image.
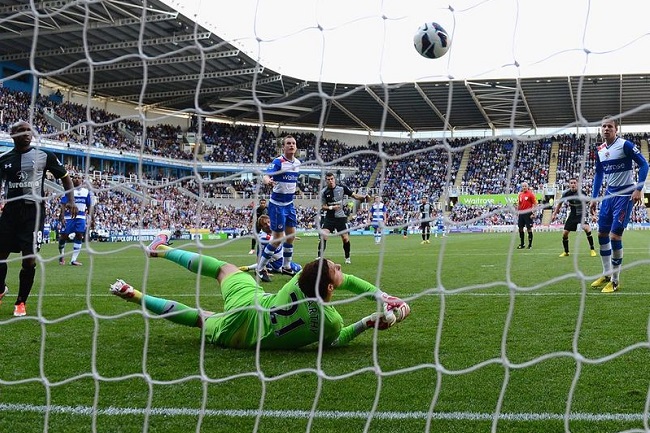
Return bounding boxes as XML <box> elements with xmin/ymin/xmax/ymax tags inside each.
<box><xmin>610</xmin><ymin>239</ymin><xmax>623</xmax><ymax>283</ymax></box>
<box><xmin>586</xmin><ymin>232</ymin><xmax>595</xmax><ymax>250</ymax></box>
<box><xmin>343</xmin><ymin>240</ymin><xmax>351</xmax><ymax>259</ymax></box>
<box><xmin>17</xmin><ymin>266</ymin><xmax>36</xmax><ymax>304</ymax></box>
<box><xmin>0</xmin><ymin>261</ymin><xmax>7</xmax><ymax>289</ymax></box>
<box><xmin>519</xmin><ymin>232</ymin><xmax>524</xmax><ymax>246</ymax></box>
<box><xmin>317</xmin><ymin>238</ymin><xmax>327</xmax><ymax>257</ymax></box>
<box><xmin>527</xmin><ymin>232</ymin><xmax>533</xmax><ymax>247</ymax></box>
<box><xmin>598</xmin><ymin>236</ymin><xmax>612</xmax><ymax>276</ymax></box>
<box><xmin>71</xmin><ymin>241</ymin><xmax>82</xmax><ymax>262</ymax></box>
<box><xmin>163</xmin><ymin>249</ymin><xmax>227</xmax><ymax>279</ymax></box>
<box><xmin>282</xmin><ymin>242</ymin><xmax>293</xmax><ymax>268</ymax></box>
<box><xmin>58</xmin><ymin>240</ymin><xmax>65</xmax><ymax>258</ymax></box>
<box><xmin>258</xmin><ymin>243</ymin><xmax>275</xmax><ymax>270</ymax></box>
<box><xmin>141</xmin><ymin>295</ymin><xmax>201</xmax><ymax>327</ymax></box>
<box><xmin>562</xmin><ymin>236</ymin><xmax>569</xmax><ymax>253</ymax></box>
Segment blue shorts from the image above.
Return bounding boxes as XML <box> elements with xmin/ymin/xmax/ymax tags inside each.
<box><xmin>268</xmin><ymin>202</ymin><xmax>297</xmax><ymax>232</ymax></box>
<box><xmin>63</xmin><ymin>218</ymin><xmax>87</xmax><ymax>235</ymax></box>
<box><xmin>598</xmin><ymin>195</ymin><xmax>633</xmax><ymax>236</ymax></box>
<box><xmin>267</xmin><ymin>260</ymin><xmax>302</xmax><ymax>273</ymax></box>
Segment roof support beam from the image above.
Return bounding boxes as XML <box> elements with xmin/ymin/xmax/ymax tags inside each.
<box><xmin>414</xmin><ymin>82</ymin><xmax>451</xmax><ymax>129</ymax></box>
<box><xmin>465</xmin><ymin>80</ymin><xmax>534</xmax><ymax>130</ymax></box>
<box><xmin>465</xmin><ymin>81</ymin><xmax>495</xmax><ymax>131</ymax></box>
<box><xmin>515</xmin><ymin>78</ymin><xmax>537</xmax><ymax>130</ymax></box>
<box><xmin>0</xmin><ymin>12</ymin><xmax>177</xmax><ymax>41</ymax></box>
<box><xmin>330</xmin><ymin>99</ymin><xmax>372</xmax><ymax>132</ymax></box>
<box><xmin>130</xmin><ymin>75</ymin><xmax>283</xmax><ymax>108</ymax></box>
<box><xmin>82</xmin><ymin>66</ymin><xmax>261</xmax><ymax>91</ymax></box>
<box><xmin>62</xmin><ymin>50</ymin><xmax>239</xmax><ymax>75</ymax></box>
<box><xmin>364</xmin><ymin>86</ymin><xmax>414</xmax><ymax>133</ymax></box>
<box><xmin>0</xmin><ymin>32</ymin><xmax>212</xmax><ymax>61</ymax></box>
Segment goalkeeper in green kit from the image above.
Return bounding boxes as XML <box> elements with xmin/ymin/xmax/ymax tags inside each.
<box><xmin>110</xmin><ymin>231</ymin><xmax>410</xmax><ymax>349</ymax></box>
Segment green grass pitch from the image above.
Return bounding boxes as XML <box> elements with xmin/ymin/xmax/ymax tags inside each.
<box><xmin>1</xmin><ymin>230</ymin><xmax>649</xmax><ymax>433</ymax></box>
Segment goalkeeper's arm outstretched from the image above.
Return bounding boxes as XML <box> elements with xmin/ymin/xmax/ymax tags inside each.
<box><xmin>110</xmin><ymin>231</ymin><xmax>410</xmax><ymax>350</ymax></box>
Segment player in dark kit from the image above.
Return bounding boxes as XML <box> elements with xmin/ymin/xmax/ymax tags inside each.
<box><xmin>248</xmin><ymin>198</ymin><xmax>268</xmax><ymax>255</ymax></box>
<box><xmin>317</xmin><ymin>172</ymin><xmax>367</xmax><ymax>264</ymax></box>
<box><xmin>418</xmin><ymin>196</ymin><xmax>433</xmax><ymax>244</ymax></box>
<box><xmin>0</xmin><ymin>121</ymin><xmax>76</xmax><ymax>316</ymax></box>
<box><xmin>551</xmin><ymin>178</ymin><xmax>597</xmax><ymax>257</ymax></box>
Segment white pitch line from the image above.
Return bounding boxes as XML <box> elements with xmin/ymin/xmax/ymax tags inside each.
<box><xmin>26</xmin><ymin>291</ymin><xmax>650</xmax><ymax>299</ymax></box>
<box><xmin>0</xmin><ymin>403</ymin><xmax>645</xmax><ymax>422</ymax></box>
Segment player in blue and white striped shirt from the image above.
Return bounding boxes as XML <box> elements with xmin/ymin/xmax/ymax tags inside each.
<box><xmin>257</xmin><ymin>135</ymin><xmax>302</xmax><ymax>281</ymax></box>
<box><xmin>589</xmin><ymin>116</ymin><xmax>648</xmax><ymax>293</ymax></box>
<box><xmin>369</xmin><ymin>196</ymin><xmax>388</xmax><ymax>244</ymax></box>
<box><xmin>59</xmin><ymin>176</ymin><xmax>94</xmax><ymax>266</ymax></box>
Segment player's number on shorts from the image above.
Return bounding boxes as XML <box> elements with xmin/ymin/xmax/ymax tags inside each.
<box><xmin>270</xmin><ymin>292</ymin><xmax>305</xmax><ymax>337</ymax></box>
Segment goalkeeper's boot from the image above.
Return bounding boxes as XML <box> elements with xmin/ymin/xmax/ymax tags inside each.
<box><xmin>601</xmin><ymin>281</ymin><xmax>619</xmax><ymax>293</ymax></box>
<box><xmin>559</xmin><ymin>252</ymin><xmax>569</xmax><ymax>257</ymax></box>
<box><xmin>590</xmin><ymin>276</ymin><xmax>610</xmax><ymax>288</ymax></box>
<box><xmin>147</xmin><ymin>230</ymin><xmax>172</xmax><ymax>257</ymax></box>
<box><xmin>590</xmin><ymin>249</ymin><xmax>598</xmax><ymax>257</ymax></box>
<box><xmin>110</xmin><ymin>279</ymin><xmax>140</xmax><ymax>300</ymax></box>
<box><xmin>0</xmin><ymin>285</ymin><xmax>7</xmax><ymax>307</ymax></box>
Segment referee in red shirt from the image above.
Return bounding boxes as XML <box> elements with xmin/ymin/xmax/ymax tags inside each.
<box><xmin>517</xmin><ymin>182</ymin><xmax>537</xmax><ymax>249</ymax></box>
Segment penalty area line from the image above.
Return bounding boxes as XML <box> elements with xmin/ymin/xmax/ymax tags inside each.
<box><xmin>0</xmin><ymin>403</ymin><xmax>645</xmax><ymax>422</ymax></box>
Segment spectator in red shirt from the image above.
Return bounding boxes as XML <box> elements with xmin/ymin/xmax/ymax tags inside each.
<box><xmin>516</xmin><ymin>182</ymin><xmax>537</xmax><ymax>249</ymax></box>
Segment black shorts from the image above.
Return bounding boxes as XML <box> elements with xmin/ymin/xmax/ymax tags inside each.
<box><xmin>517</xmin><ymin>213</ymin><xmax>534</xmax><ymax>229</ymax></box>
<box><xmin>0</xmin><ymin>201</ymin><xmax>45</xmax><ymax>254</ymax></box>
<box><xmin>420</xmin><ymin>222</ymin><xmax>430</xmax><ymax>231</ymax></box>
<box><xmin>322</xmin><ymin>217</ymin><xmax>349</xmax><ymax>234</ymax></box>
<box><xmin>563</xmin><ymin>214</ymin><xmax>585</xmax><ymax>232</ymax></box>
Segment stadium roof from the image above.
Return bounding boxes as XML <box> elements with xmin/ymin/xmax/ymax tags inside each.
<box><xmin>1</xmin><ymin>0</ymin><xmax>649</xmax><ymax>134</ymax></box>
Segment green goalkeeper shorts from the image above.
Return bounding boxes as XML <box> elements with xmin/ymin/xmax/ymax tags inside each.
<box><xmin>203</xmin><ymin>271</ymin><xmax>264</xmax><ymax>349</ymax></box>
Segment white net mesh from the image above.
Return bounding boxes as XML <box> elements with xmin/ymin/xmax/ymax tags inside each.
<box><xmin>1</xmin><ymin>1</ymin><xmax>650</xmax><ymax>433</ymax></box>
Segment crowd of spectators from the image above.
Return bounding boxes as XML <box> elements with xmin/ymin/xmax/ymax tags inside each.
<box><xmin>461</xmin><ymin>138</ymin><xmax>552</xmax><ymax>194</ymax></box>
<box><xmin>4</xmin><ymin>87</ymin><xmax>650</xmax><ymax>235</ymax></box>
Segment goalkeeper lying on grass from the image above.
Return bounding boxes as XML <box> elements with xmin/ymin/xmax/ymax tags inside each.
<box><xmin>110</xmin><ymin>231</ymin><xmax>410</xmax><ymax>350</ymax></box>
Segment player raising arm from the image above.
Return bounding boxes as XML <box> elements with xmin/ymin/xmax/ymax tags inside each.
<box><xmin>110</xmin><ymin>231</ymin><xmax>410</xmax><ymax>350</ymax></box>
<box><xmin>317</xmin><ymin>172</ymin><xmax>367</xmax><ymax>263</ymax></box>
<box><xmin>551</xmin><ymin>177</ymin><xmax>596</xmax><ymax>257</ymax></box>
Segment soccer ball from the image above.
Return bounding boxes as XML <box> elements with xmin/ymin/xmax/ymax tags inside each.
<box><xmin>413</xmin><ymin>22</ymin><xmax>451</xmax><ymax>59</ymax></box>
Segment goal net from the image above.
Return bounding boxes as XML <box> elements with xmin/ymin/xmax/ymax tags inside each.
<box><xmin>1</xmin><ymin>1</ymin><xmax>650</xmax><ymax>432</ymax></box>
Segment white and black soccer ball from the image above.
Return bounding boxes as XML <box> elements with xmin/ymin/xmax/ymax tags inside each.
<box><xmin>413</xmin><ymin>22</ymin><xmax>451</xmax><ymax>59</ymax></box>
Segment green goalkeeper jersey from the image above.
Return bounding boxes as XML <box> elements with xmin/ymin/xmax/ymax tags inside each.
<box><xmin>204</xmin><ymin>272</ymin><xmax>381</xmax><ymax>349</ymax></box>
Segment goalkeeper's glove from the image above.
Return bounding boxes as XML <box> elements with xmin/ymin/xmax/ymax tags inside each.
<box><xmin>361</xmin><ymin>309</ymin><xmax>396</xmax><ymax>330</ymax></box>
<box><xmin>379</xmin><ymin>293</ymin><xmax>411</xmax><ymax>323</ymax></box>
